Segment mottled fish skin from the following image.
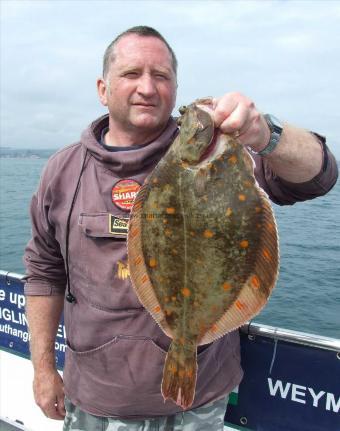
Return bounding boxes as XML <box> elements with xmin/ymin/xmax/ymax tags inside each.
<box><xmin>127</xmin><ymin>98</ymin><xmax>279</xmax><ymax>409</ymax></box>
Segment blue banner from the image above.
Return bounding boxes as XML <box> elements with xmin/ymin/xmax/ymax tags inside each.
<box><xmin>225</xmin><ymin>332</ymin><xmax>340</xmax><ymax>430</ymax></box>
<box><xmin>0</xmin><ymin>272</ymin><xmax>65</xmax><ymax>369</ymax></box>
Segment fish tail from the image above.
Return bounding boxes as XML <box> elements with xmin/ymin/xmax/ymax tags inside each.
<box><xmin>161</xmin><ymin>341</ymin><xmax>197</xmax><ymax>409</ymax></box>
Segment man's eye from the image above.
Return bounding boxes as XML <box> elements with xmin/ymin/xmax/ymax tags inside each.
<box><xmin>124</xmin><ymin>72</ymin><xmax>139</xmax><ymax>78</ymax></box>
<box><xmin>155</xmin><ymin>74</ymin><xmax>168</xmax><ymax>80</ymax></box>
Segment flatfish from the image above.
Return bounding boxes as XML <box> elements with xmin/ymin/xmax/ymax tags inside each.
<box><xmin>127</xmin><ymin>98</ymin><xmax>279</xmax><ymax>409</ymax></box>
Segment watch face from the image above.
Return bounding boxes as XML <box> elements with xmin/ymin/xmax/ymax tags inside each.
<box><xmin>267</xmin><ymin>114</ymin><xmax>283</xmax><ymax>131</ymax></box>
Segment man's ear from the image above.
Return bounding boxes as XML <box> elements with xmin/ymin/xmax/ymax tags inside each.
<box><xmin>97</xmin><ymin>78</ymin><xmax>108</xmax><ymax>106</ymax></box>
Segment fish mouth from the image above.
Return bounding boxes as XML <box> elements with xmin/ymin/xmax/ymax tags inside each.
<box><xmin>198</xmin><ymin>129</ymin><xmax>218</xmax><ymax>163</ymax></box>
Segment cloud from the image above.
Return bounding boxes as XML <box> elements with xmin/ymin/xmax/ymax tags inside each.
<box><xmin>1</xmin><ymin>0</ymin><xmax>339</xmax><ymax>157</ymax></box>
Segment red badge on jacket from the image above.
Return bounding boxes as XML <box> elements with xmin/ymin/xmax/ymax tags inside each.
<box><xmin>112</xmin><ymin>179</ymin><xmax>141</xmax><ymax>211</ymax></box>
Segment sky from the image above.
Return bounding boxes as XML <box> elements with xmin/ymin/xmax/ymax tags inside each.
<box><xmin>1</xmin><ymin>0</ymin><xmax>340</xmax><ymax>158</ymax></box>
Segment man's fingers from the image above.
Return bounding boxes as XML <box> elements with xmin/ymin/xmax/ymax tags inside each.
<box><xmin>33</xmin><ymin>369</ymin><xmax>65</xmax><ymax>420</ymax></box>
<box><xmin>218</xmin><ymin>102</ymin><xmax>250</xmax><ymax>135</ymax></box>
<box><xmin>56</xmin><ymin>392</ymin><xmax>66</xmax><ymax>418</ymax></box>
<box><xmin>45</xmin><ymin>403</ymin><xmax>65</xmax><ymax>420</ymax></box>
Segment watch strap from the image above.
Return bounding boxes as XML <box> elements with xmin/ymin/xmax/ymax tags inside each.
<box><xmin>256</xmin><ymin>114</ymin><xmax>283</xmax><ymax>156</ymax></box>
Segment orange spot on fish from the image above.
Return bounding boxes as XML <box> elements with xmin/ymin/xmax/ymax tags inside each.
<box><xmin>255</xmin><ymin>206</ymin><xmax>262</xmax><ymax>213</ymax></box>
<box><xmin>171</xmin><ymin>296</ymin><xmax>177</xmax><ymax>302</ymax></box>
<box><xmin>164</xmin><ymin>228</ymin><xmax>172</xmax><ymax>237</ymax></box>
<box><xmin>222</xmin><ymin>282</ymin><xmax>232</xmax><ymax>291</ymax></box>
<box><xmin>165</xmin><ymin>309</ymin><xmax>172</xmax><ymax>316</ymax></box>
<box><xmin>203</xmin><ymin>229</ymin><xmax>214</xmax><ymax>238</ymax></box>
<box><xmin>141</xmin><ymin>274</ymin><xmax>148</xmax><ymax>284</ymax></box>
<box><xmin>226</xmin><ymin>207</ymin><xmax>233</xmax><ymax>217</ymax></box>
<box><xmin>181</xmin><ymin>161</ymin><xmax>189</xmax><ymax>169</ymax></box>
<box><xmin>154</xmin><ymin>305</ymin><xmax>161</xmax><ymax>313</ymax></box>
<box><xmin>149</xmin><ymin>258</ymin><xmax>157</xmax><ymax>268</ymax></box>
<box><xmin>238</xmin><ymin>194</ymin><xmax>246</xmax><ymax>201</ymax></box>
<box><xmin>178</xmin><ymin>370</ymin><xmax>185</xmax><ymax>377</ymax></box>
<box><xmin>235</xmin><ymin>300</ymin><xmax>245</xmax><ymax>310</ymax></box>
<box><xmin>211</xmin><ymin>324</ymin><xmax>218</xmax><ymax>332</ymax></box>
<box><xmin>146</xmin><ymin>213</ymin><xmax>154</xmax><ymax>221</ymax></box>
<box><xmin>163</xmin><ymin>218</ymin><xmax>168</xmax><ymax>224</ymax></box>
<box><xmin>240</xmin><ymin>240</ymin><xmax>249</xmax><ymax>249</ymax></box>
<box><xmin>164</xmin><ymin>297</ymin><xmax>169</xmax><ymax>303</ymax></box>
<box><xmin>179</xmin><ymin>337</ymin><xmax>185</xmax><ymax>345</ymax></box>
<box><xmin>172</xmin><ymin>248</ymin><xmax>178</xmax><ymax>255</ymax></box>
<box><xmin>228</xmin><ymin>155</ymin><xmax>237</xmax><ymax>164</ymax></box>
<box><xmin>152</xmin><ymin>178</ymin><xmax>159</xmax><ymax>184</ymax></box>
<box><xmin>263</xmin><ymin>248</ymin><xmax>271</xmax><ymax>261</ymax></box>
<box><xmin>243</xmin><ymin>180</ymin><xmax>252</xmax><ymax>187</ymax></box>
<box><xmin>168</xmin><ymin>364</ymin><xmax>177</xmax><ymax>374</ymax></box>
<box><xmin>267</xmin><ymin>222</ymin><xmax>274</xmax><ymax>232</ymax></box>
<box><xmin>190</xmin><ymin>231</ymin><xmax>195</xmax><ymax>237</ymax></box>
<box><xmin>181</xmin><ymin>288</ymin><xmax>191</xmax><ymax>297</ymax></box>
<box><xmin>202</xmin><ymin>195</ymin><xmax>208</xmax><ymax>202</ymax></box>
<box><xmin>134</xmin><ymin>256</ymin><xmax>142</xmax><ymax>265</ymax></box>
<box><xmin>186</xmin><ymin>369</ymin><xmax>194</xmax><ymax>378</ymax></box>
<box><xmin>166</xmin><ymin>207</ymin><xmax>176</xmax><ymax>214</ymax></box>
<box><xmin>251</xmin><ymin>275</ymin><xmax>261</xmax><ymax>289</ymax></box>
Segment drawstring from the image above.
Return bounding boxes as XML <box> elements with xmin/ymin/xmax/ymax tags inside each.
<box><xmin>65</xmin><ymin>149</ymin><xmax>89</xmax><ymax>303</ymax></box>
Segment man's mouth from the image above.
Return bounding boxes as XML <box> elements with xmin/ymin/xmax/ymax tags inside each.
<box><xmin>132</xmin><ymin>103</ymin><xmax>157</xmax><ymax>108</ymax></box>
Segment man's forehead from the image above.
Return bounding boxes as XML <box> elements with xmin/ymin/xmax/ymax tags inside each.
<box><xmin>113</xmin><ymin>34</ymin><xmax>173</xmax><ymax>66</ymax></box>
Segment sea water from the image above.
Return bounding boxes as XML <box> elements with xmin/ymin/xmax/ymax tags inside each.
<box><xmin>0</xmin><ymin>157</ymin><xmax>339</xmax><ymax>338</ymax></box>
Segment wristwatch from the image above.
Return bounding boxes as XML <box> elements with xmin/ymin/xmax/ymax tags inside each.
<box><xmin>255</xmin><ymin>114</ymin><xmax>283</xmax><ymax>156</ymax></box>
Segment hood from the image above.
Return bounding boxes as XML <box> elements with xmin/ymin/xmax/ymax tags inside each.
<box><xmin>81</xmin><ymin>114</ymin><xmax>179</xmax><ymax>176</ymax></box>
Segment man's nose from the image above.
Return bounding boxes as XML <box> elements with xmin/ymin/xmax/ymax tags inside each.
<box><xmin>136</xmin><ymin>74</ymin><xmax>157</xmax><ymax>97</ymax></box>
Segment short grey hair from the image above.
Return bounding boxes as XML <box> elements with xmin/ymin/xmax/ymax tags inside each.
<box><xmin>102</xmin><ymin>26</ymin><xmax>178</xmax><ymax>78</ymax></box>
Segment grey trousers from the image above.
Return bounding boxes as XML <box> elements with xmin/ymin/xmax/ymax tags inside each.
<box><xmin>63</xmin><ymin>395</ymin><xmax>229</xmax><ymax>431</ymax></box>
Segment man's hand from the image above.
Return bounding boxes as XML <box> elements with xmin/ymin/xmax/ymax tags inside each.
<box><xmin>33</xmin><ymin>368</ymin><xmax>65</xmax><ymax>420</ymax></box>
<box><xmin>212</xmin><ymin>91</ymin><xmax>323</xmax><ymax>182</ymax></box>
<box><xmin>212</xmin><ymin>92</ymin><xmax>270</xmax><ymax>153</ymax></box>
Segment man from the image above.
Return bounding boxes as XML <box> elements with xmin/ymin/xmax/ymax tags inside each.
<box><xmin>24</xmin><ymin>26</ymin><xmax>338</xmax><ymax>431</ymax></box>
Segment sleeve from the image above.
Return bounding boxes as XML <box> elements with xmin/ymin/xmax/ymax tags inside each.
<box><xmin>23</xmin><ymin>162</ymin><xmax>67</xmax><ymax>296</ymax></box>
<box><xmin>253</xmin><ymin>134</ymin><xmax>338</xmax><ymax>206</ymax></box>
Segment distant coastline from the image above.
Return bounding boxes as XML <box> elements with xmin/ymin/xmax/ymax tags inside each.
<box><xmin>0</xmin><ymin>148</ymin><xmax>58</xmax><ymax>159</ymax></box>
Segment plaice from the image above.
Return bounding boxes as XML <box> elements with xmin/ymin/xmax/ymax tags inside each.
<box><xmin>127</xmin><ymin>98</ymin><xmax>279</xmax><ymax>410</ymax></box>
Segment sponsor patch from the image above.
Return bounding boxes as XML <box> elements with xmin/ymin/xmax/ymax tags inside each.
<box><xmin>109</xmin><ymin>214</ymin><xmax>129</xmax><ymax>236</ymax></box>
<box><xmin>112</xmin><ymin>179</ymin><xmax>141</xmax><ymax>211</ymax></box>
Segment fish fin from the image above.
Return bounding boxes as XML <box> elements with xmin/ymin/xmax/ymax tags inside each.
<box><xmin>127</xmin><ymin>184</ymin><xmax>173</xmax><ymax>338</ymax></box>
<box><xmin>199</xmin><ymin>188</ymin><xmax>279</xmax><ymax>345</ymax></box>
<box><xmin>162</xmin><ymin>341</ymin><xmax>197</xmax><ymax>409</ymax></box>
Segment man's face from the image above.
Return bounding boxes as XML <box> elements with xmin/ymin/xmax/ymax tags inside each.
<box><xmin>98</xmin><ymin>34</ymin><xmax>177</xmax><ymax>136</ymax></box>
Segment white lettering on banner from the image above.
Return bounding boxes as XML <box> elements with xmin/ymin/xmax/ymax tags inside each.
<box><xmin>56</xmin><ymin>324</ymin><xmax>66</xmax><ymax>339</ymax></box>
<box><xmin>0</xmin><ymin>307</ymin><xmax>27</xmax><ymax>326</ymax></box>
<box><xmin>0</xmin><ymin>323</ymin><xmax>30</xmax><ymax>343</ymax></box>
<box><xmin>309</xmin><ymin>388</ymin><xmax>326</xmax><ymax>407</ymax></box>
<box><xmin>0</xmin><ymin>289</ymin><xmax>5</xmax><ymax>301</ymax></box>
<box><xmin>268</xmin><ymin>378</ymin><xmax>291</xmax><ymax>398</ymax></box>
<box><xmin>9</xmin><ymin>292</ymin><xmax>26</xmax><ymax>309</ymax></box>
<box><xmin>55</xmin><ymin>340</ymin><xmax>66</xmax><ymax>353</ymax></box>
<box><xmin>326</xmin><ymin>394</ymin><xmax>340</xmax><ymax>413</ymax></box>
<box><xmin>267</xmin><ymin>378</ymin><xmax>339</xmax><ymax>413</ymax></box>
<box><xmin>291</xmin><ymin>384</ymin><xmax>307</xmax><ymax>404</ymax></box>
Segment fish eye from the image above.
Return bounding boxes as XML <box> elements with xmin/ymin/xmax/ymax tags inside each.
<box><xmin>179</xmin><ymin>106</ymin><xmax>187</xmax><ymax>115</ymax></box>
